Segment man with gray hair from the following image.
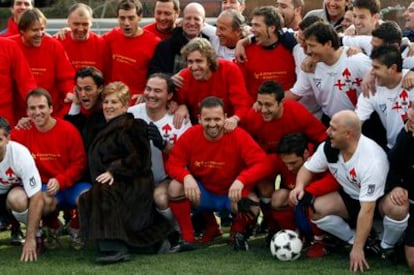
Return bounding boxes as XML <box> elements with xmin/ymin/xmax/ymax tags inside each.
<box><xmin>221</xmin><ymin>0</ymin><xmax>245</xmax><ymax>13</ymax></box>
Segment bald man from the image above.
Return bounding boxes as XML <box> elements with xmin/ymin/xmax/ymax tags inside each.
<box><xmin>290</xmin><ymin>110</ymin><xmax>409</xmax><ymax>272</ymax></box>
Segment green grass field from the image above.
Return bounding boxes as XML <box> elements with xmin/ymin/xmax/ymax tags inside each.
<box><xmin>0</xmin><ymin>229</ymin><xmax>412</xmax><ymax>275</ymax></box>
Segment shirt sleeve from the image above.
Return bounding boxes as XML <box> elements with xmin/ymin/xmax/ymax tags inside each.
<box><xmin>304</xmin><ymin>142</ymin><xmax>329</xmax><ymax>173</ymax></box>
<box><xmin>15</xmin><ymin>144</ymin><xmax>42</xmax><ymax>198</ymax></box>
<box><xmin>290</xmin><ymin>70</ymin><xmax>312</xmax><ymax>97</ymax></box>
<box><xmin>355</xmin><ymin>93</ymin><xmax>375</xmax><ymax>122</ymax></box>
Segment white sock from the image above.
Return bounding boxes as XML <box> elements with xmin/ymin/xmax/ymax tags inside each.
<box><xmin>381</xmin><ymin>214</ymin><xmax>409</xmax><ymax>249</ymax></box>
<box><xmin>157</xmin><ymin>207</ymin><xmax>180</xmax><ymax>232</ymax></box>
<box><xmin>312</xmin><ymin>215</ymin><xmax>354</xmax><ymax>243</ymax></box>
<box><xmin>12</xmin><ymin>209</ymin><xmax>28</xmax><ymax>224</ymax></box>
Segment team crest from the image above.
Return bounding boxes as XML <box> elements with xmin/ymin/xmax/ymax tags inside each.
<box><xmin>379</xmin><ymin>104</ymin><xmax>386</xmax><ymax>113</ymax></box>
<box><xmin>29</xmin><ymin>176</ymin><xmax>36</xmax><ymax>187</ymax></box>
<box><xmin>367</xmin><ymin>184</ymin><xmax>375</xmax><ymax>195</ymax></box>
<box><xmin>347</xmin><ymin>168</ymin><xmax>361</xmax><ymax>187</ymax></box>
<box><xmin>313</xmin><ymin>78</ymin><xmax>322</xmax><ymax>88</ymax></box>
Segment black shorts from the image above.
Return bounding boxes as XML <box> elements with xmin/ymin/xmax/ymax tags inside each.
<box><xmin>338</xmin><ymin>188</ymin><xmax>382</xmax><ymax>229</ymax></box>
<box><xmin>405</xmin><ymin>205</ymin><xmax>414</xmax><ymax>246</ymax></box>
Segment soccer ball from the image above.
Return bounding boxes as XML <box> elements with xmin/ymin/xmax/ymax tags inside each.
<box><xmin>270</xmin><ymin>229</ymin><xmax>303</xmax><ymax>261</ymax></box>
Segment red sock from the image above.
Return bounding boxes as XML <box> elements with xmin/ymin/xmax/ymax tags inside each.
<box><xmin>202</xmin><ymin>211</ymin><xmax>220</xmax><ymax>235</ymax></box>
<box><xmin>69</xmin><ymin>209</ymin><xmax>79</xmax><ymax>229</ymax></box>
<box><xmin>43</xmin><ymin>211</ymin><xmax>61</xmax><ymax>230</ymax></box>
<box><xmin>271</xmin><ymin>208</ymin><xmax>295</xmax><ymax>230</ymax></box>
<box><xmin>261</xmin><ymin>204</ymin><xmax>279</xmax><ymax>232</ymax></box>
<box><xmin>169</xmin><ymin>199</ymin><xmax>194</xmax><ymax>243</ymax></box>
<box><xmin>231</xmin><ymin>212</ymin><xmax>257</xmax><ymax>234</ymax></box>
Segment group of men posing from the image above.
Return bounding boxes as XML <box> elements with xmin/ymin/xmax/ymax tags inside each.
<box><xmin>1</xmin><ymin>0</ymin><xmax>414</xmax><ymax>272</ymax></box>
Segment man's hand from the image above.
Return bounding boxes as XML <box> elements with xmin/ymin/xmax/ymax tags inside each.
<box><xmin>52</xmin><ymin>27</ymin><xmax>71</xmax><ymax>40</ymax></box>
<box><xmin>300</xmin><ymin>56</ymin><xmax>316</xmax><ymax>73</ymax></box>
<box><xmin>389</xmin><ymin>187</ymin><xmax>408</xmax><ymax>206</ymax></box>
<box><xmin>289</xmin><ymin>186</ymin><xmax>304</xmax><ymax>206</ymax></box>
<box><xmin>20</xmin><ymin>237</ymin><xmax>37</xmax><ymax>262</ymax></box>
<box><xmin>343</xmin><ymin>25</ymin><xmax>356</xmax><ymax>36</ymax></box>
<box><xmin>183</xmin><ymin>175</ymin><xmax>200</xmax><ymax>205</ymax></box>
<box><xmin>132</xmin><ymin>94</ymin><xmax>144</xmax><ymax>105</ymax></box>
<box><xmin>403</xmin><ymin>70</ymin><xmax>414</xmax><ymax>89</ymax></box>
<box><xmin>96</xmin><ymin>171</ymin><xmax>114</xmax><ymax>186</ymax></box>
<box><xmin>167</xmin><ymin>100</ymin><xmax>179</xmax><ymax>115</ymax></box>
<box><xmin>361</xmin><ymin>72</ymin><xmax>376</xmax><ymax>98</ymax></box>
<box><xmin>171</xmin><ymin>73</ymin><xmax>184</xmax><ymax>89</ymax></box>
<box><xmin>346</xmin><ymin>46</ymin><xmax>363</xmax><ymax>56</ymax></box>
<box><xmin>15</xmin><ymin>117</ymin><xmax>32</xmax><ymax>130</ymax></box>
<box><xmin>46</xmin><ymin>178</ymin><xmax>60</xmax><ymax>195</ymax></box>
<box><xmin>229</xmin><ymin>179</ymin><xmax>244</xmax><ymax>203</ymax></box>
<box><xmin>235</xmin><ymin>37</ymin><xmax>249</xmax><ymax>63</ymax></box>
<box><xmin>224</xmin><ymin>116</ymin><xmax>239</xmax><ymax>132</ymax></box>
<box><xmin>349</xmin><ymin>247</ymin><xmax>370</xmax><ymax>272</ymax></box>
<box><xmin>173</xmin><ymin>104</ymin><xmax>190</xmax><ymax>129</ymax></box>
<box><xmin>147</xmin><ymin>122</ymin><xmax>167</xmax><ymax>151</ymax></box>
<box><xmin>64</xmin><ymin>92</ymin><xmax>75</xmax><ymax>104</ymax></box>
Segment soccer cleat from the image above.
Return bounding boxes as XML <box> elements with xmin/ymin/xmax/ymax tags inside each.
<box><xmin>45</xmin><ymin>226</ymin><xmax>63</xmax><ymax>249</ymax></box>
<box><xmin>233</xmin><ymin>232</ymin><xmax>249</xmax><ymax>251</ymax></box>
<box><xmin>169</xmin><ymin>240</ymin><xmax>195</xmax><ymax>253</ymax></box>
<box><xmin>95</xmin><ymin>250</ymin><xmax>131</xmax><ymax>264</ymax></box>
<box><xmin>197</xmin><ymin>228</ymin><xmax>222</xmax><ymax>244</ymax></box>
<box><xmin>306</xmin><ymin>241</ymin><xmax>329</xmax><ymax>258</ymax></box>
<box><xmin>68</xmin><ymin>227</ymin><xmax>84</xmax><ymax>250</ymax></box>
<box><xmin>10</xmin><ymin>229</ymin><xmax>25</xmax><ymax>246</ymax></box>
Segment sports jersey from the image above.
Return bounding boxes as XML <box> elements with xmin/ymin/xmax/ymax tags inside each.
<box><xmin>177</xmin><ymin>59</ymin><xmax>252</xmax><ymax>123</ymax></box>
<box><xmin>9</xmin><ymin>34</ymin><xmax>75</xmax><ymax>118</ymax></box>
<box><xmin>128</xmin><ymin>103</ymin><xmax>191</xmax><ymax>183</ymax></box>
<box><xmin>292</xmin><ymin>44</ymin><xmax>322</xmax><ymax>118</ymax></box>
<box><xmin>241</xmin><ymin>100</ymin><xmax>326</xmax><ymax>153</ymax></box>
<box><xmin>0</xmin><ymin>38</ymin><xmax>36</xmax><ymax>126</ymax></box>
<box><xmin>166</xmin><ymin>125</ymin><xmax>272</xmax><ymax>196</ymax></box>
<box><xmin>143</xmin><ymin>22</ymin><xmax>173</xmax><ymax>40</ymax></box>
<box><xmin>0</xmin><ymin>17</ymin><xmax>18</xmax><ymax>37</ymax></box>
<box><xmin>291</xmin><ymin>47</ymin><xmax>371</xmax><ymax>118</ymax></box>
<box><xmin>238</xmin><ymin>43</ymin><xmax>296</xmax><ymax>100</ymax></box>
<box><xmin>103</xmin><ymin>28</ymin><xmax>160</xmax><ymax>96</ymax></box>
<box><xmin>56</xmin><ymin>31</ymin><xmax>109</xmax><ymax>77</ymax></box>
<box><xmin>304</xmin><ymin>135</ymin><xmax>388</xmax><ymax>202</ymax></box>
<box><xmin>342</xmin><ymin>35</ymin><xmax>373</xmax><ymax>55</ymax></box>
<box><xmin>11</xmin><ymin>118</ymin><xmax>86</xmax><ymax>190</ymax></box>
<box><xmin>0</xmin><ymin>141</ymin><xmax>41</xmax><ymax>197</ymax></box>
<box><xmin>356</xmin><ymin>69</ymin><xmax>414</xmax><ymax>148</ymax></box>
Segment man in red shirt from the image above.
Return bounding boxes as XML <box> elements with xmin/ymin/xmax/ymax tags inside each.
<box><xmin>12</xmin><ymin>88</ymin><xmax>88</xmax><ymax>251</ymax></box>
<box><xmin>0</xmin><ymin>0</ymin><xmax>33</xmax><ymax>37</ymax></box>
<box><xmin>104</xmin><ymin>0</ymin><xmax>160</xmax><ymax>100</ymax></box>
<box><xmin>143</xmin><ymin>0</ymin><xmax>179</xmax><ymax>40</ymax></box>
<box><xmin>167</xmin><ymin>96</ymin><xmax>273</xmax><ymax>251</ymax></box>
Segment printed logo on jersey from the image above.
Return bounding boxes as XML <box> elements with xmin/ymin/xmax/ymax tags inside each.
<box><xmin>333</xmin><ymin>68</ymin><xmax>362</xmax><ymax>107</ymax></box>
<box><xmin>193</xmin><ymin>160</ymin><xmax>225</xmax><ymax>169</ymax></box>
<box><xmin>347</xmin><ymin>167</ymin><xmax>361</xmax><ymax>187</ymax></box>
<box><xmin>367</xmin><ymin>184</ymin><xmax>375</xmax><ymax>195</ymax></box>
<box><xmin>0</xmin><ymin>167</ymin><xmax>20</xmax><ymax>186</ymax></box>
<box><xmin>29</xmin><ymin>176</ymin><xmax>36</xmax><ymax>187</ymax></box>
<box><xmin>313</xmin><ymin>78</ymin><xmax>322</xmax><ymax>88</ymax></box>
<box><xmin>161</xmin><ymin>123</ymin><xmax>178</xmax><ymax>144</ymax></box>
<box><xmin>392</xmin><ymin>90</ymin><xmax>411</xmax><ymax>122</ymax></box>
<box><xmin>379</xmin><ymin>104</ymin><xmax>386</xmax><ymax>113</ymax></box>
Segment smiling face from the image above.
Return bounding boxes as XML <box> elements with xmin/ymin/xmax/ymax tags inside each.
<box><xmin>68</xmin><ymin>8</ymin><xmax>92</xmax><ymax>41</ymax></box>
<box><xmin>21</xmin><ymin>19</ymin><xmax>45</xmax><ymax>47</ymax></box>
<box><xmin>182</xmin><ymin>4</ymin><xmax>204</xmax><ymax>39</ymax></box>
<box><xmin>305</xmin><ymin>36</ymin><xmax>331</xmax><ymax>63</ymax></box>
<box><xmin>325</xmin><ymin>0</ymin><xmax>347</xmax><ymax>21</ymax></box>
<box><xmin>221</xmin><ymin>0</ymin><xmax>245</xmax><ymax>12</ymax></box>
<box><xmin>154</xmin><ymin>1</ymin><xmax>178</xmax><ymax>33</ymax></box>
<box><xmin>352</xmin><ymin>7</ymin><xmax>378</xmax><ymax>35</ymax></box>
<box><xmin>118</xmin><ymin>8</ymin><xmax>141</xmax><ymax>37</ymax></box>
<box><xmin>199</xmin><ymin>106</ymin><xmax>226</xmax><ymax>140</ymax></box>
<box><xmin>11</xmin><ymin>0</ymin><xmax>32</xmax><ymax>22</ymax></box>
<box><xmin>216</xmin><ymin>14</ymin><xmax>241</xmax><ymax>48</ymax></box>
<box><xmin>102</xmin><ymin>93</ymin><xmax>128</xmax><ymax>121</ymax></box>
<box><xmin>275</xmin><ymin>0</ymin><xmax>298</xmax><ymax>29</ymax></box>
<box><xmin>251</xmin><ymin>15</ymin><xmax>276</xmax><ymax>46</ymax></box>
<box><xmin>404</xmin><ymin>2</ymin><xmax>414</xmax><ymax>30</ymax></box>
<box><xmin>143</xmin><ymin>77</ymin><xmax>172</xmax><ymax>112</ymax></box>
<box><xmin>186</xmin><ymin>50</ymin><xmax>212</xmax><ymax>81</ymax></box>
<box><xmin>26</xmin><ymin>95</ymin><xmax>53</xmax><ymax>130</ymax></box>
<box><xmin>256</xmin><ymin>93</ymin><xmax>283</xmax><ymax>122</ymax></box>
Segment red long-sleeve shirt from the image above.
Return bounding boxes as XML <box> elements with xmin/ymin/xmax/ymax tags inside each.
<box><xmin>11</xmin><ymin>118</ymin><xmax>86</xmax><ymax>190</ymax></box>
<box><xmin>103</xmin><ymin>28</ymin><xmax>160</xmax><ymax>96</ymax></box>
<box><xmin>0</xmin><ymin>17</ymin><xmax>18</xmax><ymax>37</ymax></box>
<box><xmin>166</xmin><ymin>125</ymin><xmax>273</xmax><ymax>196</ymax></box>
<box><xmin>177</xmin><ymin>59</ymin><xmax>253</xmax><ymax>122</ymax></box>
<box><xmin>9</xmin><ymin>34</ymin><xmax>75</xmax><ymax>117</ymax></box>
<box><xmin>241</xmin><ymin>100</ymin><xmax>327</xmax><ymax>153</ymax></box>
<box><xmin>0</xmin><ymin>38</ymin><xmax>36</xmax><ymax>126</ymax></box>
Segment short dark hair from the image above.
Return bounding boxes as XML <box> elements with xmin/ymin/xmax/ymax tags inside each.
<box><xmin>0</xmin><ymin>117</ymin><xmax>11</xmax><ymax>136</ymax></box>
<box><xmin>117</xmin><ymin>0</ymin><xmax>143</xmax><ymax>16</ymax></box>
<box><xmin>252</xmin><ymin>6</ymin><xmax>284</xmax><ymax>36</ymax></box>
<box><xmin>18</xmin><ymin>8</ymin><xmax>46</xmax><ymax>31</ymax></box>
<box><xmin>156</xmin><ymin>0</ymin><xmax>180</xmax><ymax>12</ymax></box>
<box><xmin>371</xmin><ymin>21</ymin><xmax>402</xmax><ymax>46</ymax></box>
<box><xmin>75</xmin><ymin>67</ymin><xmax>104</xmax><ymax>88</ymax></box>
<box><xmin>298</xmin><ymin>15</ymin><xmax>324</xmax><ymax>31</ymax></box>
<box><xmin>148</xmin><ymin>73</ymin><xmax>176</xmax><ymax>94</ymax></box>
<box><xmin>199</xmin><ymin>96</ymin><xmax>225</xmax><ymax>114</ymax></box>
<box><xmin>26</xmin><ymin>88</ymin><xmax>53</xmax><ymax>107</ymax></box>
<box><xmin>11</xmin><ymin>0</ymin><xmax>34</xmax><ymax>7</ymax></box>
<box><xmin>370</xmin><ymin>45</ymin><xmax>402</xmax><ymax>72</ymax></box>
<box><xmin>276</xmin><ymin>133</ymin><xmax>308</xmax><ymax>157</ymax></box>
<box><xmin>352</xmin><ymin>0</ymin><xmax>380</xmax><ymax>15</ymax></box>
<box><xmin>304</xmin><ymin>21</ymin><xmax>340</xmax><ymax>50</ymax></box>
<box><xmin>257</xmin><ymin>81</ymin><xmax>285</xmax><ymax>103</ymax></box>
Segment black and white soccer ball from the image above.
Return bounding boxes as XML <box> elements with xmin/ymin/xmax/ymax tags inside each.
<box><xmin>270</xmin><ymin>229</ymin><xmax>303</xmax><ymax>261</ymax></box>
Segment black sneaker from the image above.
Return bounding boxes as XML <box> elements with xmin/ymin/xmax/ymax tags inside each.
<box><xmin>169</xmin><ymin>240</ymin><xmax>195</xmax><ymax>253</ymax></box>
<box><xmin>233</xmin><ymin>232</ymin><xmax>249</xmax><ymax>251</ymax></box>
<box><xmin>10</xmin><ymin>229</ymin><xmax>25</xmax><ymax>246</ymax></box>
<box><xmin>95</xmin><ymin>250</ymin><xmax>131</xmax><ymax>264</ymax></box>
